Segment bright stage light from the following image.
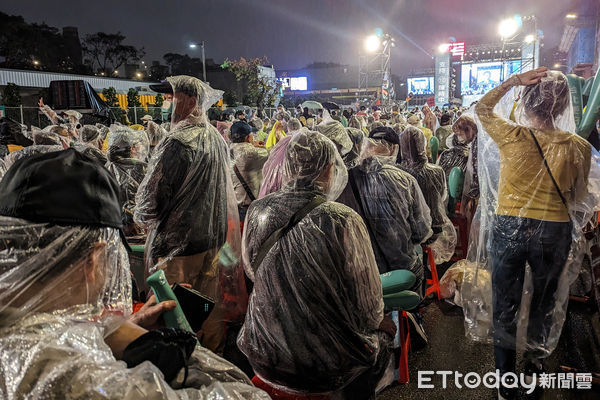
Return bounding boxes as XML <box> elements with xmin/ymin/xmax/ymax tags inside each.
<box><xmin>438</xmin><ymin>43</ymin><xmax>450</xmax><ymax>53</ymax></box>
<box><xmin>524</xmin><ymin>34</ymin><xmax>535</xmax><ymax>43</ymax></box>
<box><xmin>566</xmin><ymin>14</ymin><xmax>577</xmax><ymax>19</ymax></box>
<box><xmin>364</xmin><ymin>35</ymin><xmax>381</xmax><ymax>52</ymax></box>
<box><xmin>499</xmin><ymin>18</ymin><xmax>519</xmax><ymax>38</ymax></box>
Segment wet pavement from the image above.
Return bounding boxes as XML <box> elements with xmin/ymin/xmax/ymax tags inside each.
<box><xmin>376</xmin><ymin>299</ymin><xmax>600</xmax><ymax>400</ymax></box>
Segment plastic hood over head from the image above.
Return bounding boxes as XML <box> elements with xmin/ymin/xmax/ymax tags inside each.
<box><xmin>315</xmin><ymin>111</ymin><xmax>353</xmax><ymax>156</ymax></box>
<box><xmin>458</xmin><ymin>73</ymin><xmax>600</xmax><ymax>358</ymax></box>
<box><xmin>258</xmin><ymin>135</ymin><xmax>293</xmax><ymax>198</ymax></box>
<box><xmin>167</xmin><ymin>75</ymin><xmax>224</xmax><ymax>131</ymax></box>
<box><xmin>399</xmin><ymin>126</ymin><xmax>456</xmax><ymax>263</ymax></box>
<box><xmin>107</xmin><ymin>128</ymin><xmax>150</xmax><ymax>162</ymax></box>
<box><xmin>513</xmin><ymin>70</ymin><xmax>574</xmax><ymax>132</ymax></box>
<box><xmin>400</xmin><ymin>126</ymin><xmax>428</xmax><ymax>166</ymax></box>
<box><xmin>282</xmin><ymin>130</ymin><xmax>348</xmax><ymax>201</ymax></box>
<box><xmin>0</xmin><ymin>217</ymin><xmax>132</xmax><ymax>328</ymax></box>
<box><xmin>80</xmin><ymin>125</ymin><xmax>101</xmax><ymax>144</ymax></box>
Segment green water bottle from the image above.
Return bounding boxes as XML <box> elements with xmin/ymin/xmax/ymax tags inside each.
<box><xmin>146</xmin><ymin>269</ymin><xmax>193</xmax><ymax>333</ymax></box>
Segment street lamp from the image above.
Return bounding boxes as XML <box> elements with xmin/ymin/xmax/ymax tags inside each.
<box><xmin>189</xmin><ymin>41</ymin><xmax>207</xmax><ymax>82</ymax></box>
<box><xmin>136</xmin><ymin>72</ymin><xmax>142</xmax><ymax>78</ymax></box>
<box><xmin>33</xmin><ymin>60</ymin><xmax>39</xmax><ymax>66</ymax></box>
<box><xmin>364</xmin><ymin>35</ymin><xmax>381</xmax><ymax>53</ymax></box>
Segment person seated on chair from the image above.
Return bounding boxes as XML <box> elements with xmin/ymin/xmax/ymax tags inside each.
<box><xmin>337</xmin><ymin>126</ymin><xmax>432</xmax><ymax>295</ymax></box>
<box><xmin>0</xmin><ymin>149</ymin><xmax>269</xmax><ymax>400</ymax></box>
<box><xmin>239</xmin><ymin>130</ymin><xmax>395</xmax><ymax>399</ymax></box>
<box><xmin>399</xmin><ymin>126</ymin><xmax>457</xmax><ymax>264</ymax></box>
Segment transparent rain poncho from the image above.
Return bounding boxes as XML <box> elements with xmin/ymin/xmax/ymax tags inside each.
<box><xmin>315</xmin><ymin>112</ymin><xmax>353</xmax><ymax>157</ymax></box>
<box><xmin>80</xmin><ymin>124</ymin><xmax>103</xmax><ymax>148</ymax></box>
<box><xmin>437</xmin><ymin>134</ymin><xmax>469</xmax><ymax>180</ymax></box>
<box><xmin>146</xmin><ymin>120</ymin><xmax>167</xmax><ymax>149</ymax></box>
<box><xmin>459</xmin><ymin>71</ymin><xmax>600</xmax><ymax>360</ymax></box>
<box><xmin>0</xmin><ymin>217</ymin><xmax>269</xmax><ymax>399</ymax></box>
<box><xmin>230</xmin><ymin>139</ymin><xmax>269</xmax><ymax>208</ymax></box>
<box><xmin>2</xmin><ymin>145</ymin><xmax>63</xmax><ymax>171</ymax></box>
<box><xmin>342</xmin><ymin>127</ymin><xmax>366</xmax><ymax>169</ymax></box>
<box><xmin>257</xmin><ymin>135</ymin><xmax>293</xmax><ymax>198</ymax></box>
<box><xmin>399</xmin><ymin>126</ymin><xmax>457</xmax><ymax>263</ymax></box>
<box><xmin>135</xmin><ymin>76</ymin><xmax>247</xmax><ymax>333</ymax></box>
<box><xmin>106</xmin><ymin>128</ymin><xmax>149</xmax><ymax>237</ymax></box>
<box><xmin>337</xmin><ymin>137</ymin><xmax>432</xmax><ymax>292</ymax></box>
<box><xmin>238</xmin><ymin>130</ymin><xmax>385</xmax><ymax>394</ymax></box>
<box><xmin>30</xmin><ymin>126</ymin><xmax>63</xmax><ymax>146</ymax></box>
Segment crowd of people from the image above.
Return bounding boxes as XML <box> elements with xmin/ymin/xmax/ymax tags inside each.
<box><xmin>0</xmin><ymin>67</ymin><xmax>598</xmax><ymax>400</ymax></box>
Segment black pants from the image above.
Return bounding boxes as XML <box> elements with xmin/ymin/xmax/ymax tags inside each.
<box><xmin>490</xmin><ymin>215</ymin><xmax>572</xmax><ymax>374</ymax></box>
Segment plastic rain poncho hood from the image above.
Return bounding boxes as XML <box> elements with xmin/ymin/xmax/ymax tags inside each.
<box><xmin>399</xmin><ymin>126</ymin><xmax>457</xmax><ymax>263</ymax></box>
<box><xmin>238</xmin><ymin>131</ymin><xmax>384</xmax><ymax>394</ymax></box>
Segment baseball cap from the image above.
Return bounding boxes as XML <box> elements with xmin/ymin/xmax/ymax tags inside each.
<box><xmin>369</xmin><ymin>126</ymin><xmax>400</xmax><ymax>145</ymax></box>
<box><xmin>149</xmin><ymin>80</ymin><xmax>173</xmax><ymax>94</ymax></box>
<box><xmin>230</xmin><ymin>121</ymin><xmax>257</xmax><ymax>142</ymax></box>
<box><xmin>0</xmin><ymin>148</ymin><xmax>132</xmax><ymax>251</ymax></box>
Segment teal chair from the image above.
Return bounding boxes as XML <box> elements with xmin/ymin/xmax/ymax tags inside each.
<box><xmin>447</xmin><ymin>167</ymin><xmax>465</xmax><ymax>217</ymax></box>
<box><xmin>380</xmin><ymin>270</ymin><xmax>421</xmax><ymax>383</ymax></box>
<box><xmin>430</xmin><ymin>136</ymin><xmax>440</xmax><ymax>163</ymax></box>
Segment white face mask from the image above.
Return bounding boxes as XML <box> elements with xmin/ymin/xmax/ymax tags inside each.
<box><xmin>161</xmin><ymin>99</ymin><xmax>172</xmax><ymax>110</ymax></box>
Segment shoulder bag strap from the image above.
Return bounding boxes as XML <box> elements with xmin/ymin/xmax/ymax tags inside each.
<box><xmin>528</xmin><ymin>128</ymin><xmax>568</xmax><ymax>210</ymax></box>
<box><xmin>234</xmin><ymin>164</ymin><xmax>256</xmax><ymax>202</ymax></box>
<box><xmin>251</xmin><ymin>195</ymin><xmax>326</xmax><ymax>270</ymax></box>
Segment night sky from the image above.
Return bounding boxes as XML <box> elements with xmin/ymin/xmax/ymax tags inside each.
<box><xmin>0</xmin><ymin>0</ymin><xmax>576</xmax><ymax>74</ymax></box>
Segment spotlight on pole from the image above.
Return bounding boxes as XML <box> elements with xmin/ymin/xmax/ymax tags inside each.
<box><xmin>438</xmin><ymin>43</ymin><xmax>450</xmax><ymax>53</ymax></box>
<box><xmin>364</xmin><ymin>35</ymin><xmax>381</xmax><ymax>53</ymax></box>
<box><xmin>189</xmin><ymin>43</ymin><xmax>197</xmax><ymax>49</ymax></box>
<box><xmin>499</xmin><ymin>15</ymin><xmax>522</xmax><ymax>39</ymax></box>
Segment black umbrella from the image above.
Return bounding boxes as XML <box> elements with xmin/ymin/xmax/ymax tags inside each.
<box><xmin>322</xmin><ymin>101</ymin><xmax>340</xmax><ymax>110</ymax></box>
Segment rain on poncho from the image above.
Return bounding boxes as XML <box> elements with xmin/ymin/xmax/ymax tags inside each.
<box><xmin>231</xmin><ymin>142</ymin><xmax>268</xmax><ymax>208</ymax></box>
<box><xmin>343</xmin><ymin>127</ymin><xmax>366</xmax><ymax>169</ymax></box>
<box><xmin>258</xmin><ymin>135</ymin><xmax>293</xmax><ymax>198</ymax></box>
<box><xmin>337</xmin><ymin>139</ymin><xmax>432</xmax><ymax>291</ymax></box>
<box><xmin>0</xmin><ymin>217</ymin><xmax>268</xmax><ymax>400</ymax></box>
<box><xmin>106</xmin><ymin>128</ymin><xmax>150</xmax><ymax>237</ymax></box>
<box><xmin>399</xmin><ymin>126</ymin><xmax>457</xmax><ymax>263</ymax></box>
<box><xmin>315</xmin><ymin>114</ymin><xmax>353</xmax><ymax>157</ymax></box>
<box><xmin>239</xmin><ymin>131</ymin><xmax>385</xmax><ymax>394</ymax></box>
<box><xmin>438</xmin><ymin>134</ymin><xmax>469</xmax><ymax>180</ymax></box>
<box><xmin>134</xmin><ymin>76</ymin><xmax>247</xmax><ymax>330</ymax></box>
<box><xmin>458</xmin><ymin>71</ymin><xmax>600</xmax><ymax>359</ymax></box>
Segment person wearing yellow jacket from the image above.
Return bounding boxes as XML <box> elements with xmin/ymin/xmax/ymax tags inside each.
<box><xmin>265</xmin><ymin>120</ymin><xmax>287</xmax><ymax>150</ymax></box>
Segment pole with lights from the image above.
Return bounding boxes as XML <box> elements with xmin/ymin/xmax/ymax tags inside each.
<box><xmin>358</xmin><ymin>30</ymin><xmax>395</xmax><ymax>106</ymax></box>
<box><xmin>189</xmin><ymin>41</ymin><xmax>207</xmax><ymax>82</ymax></box>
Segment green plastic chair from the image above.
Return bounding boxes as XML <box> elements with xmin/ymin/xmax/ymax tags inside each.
<box><xmin>380</xmin><ymin>269</ymin><xmax>417</xmax><ymax>296</ymax></box>
<box><xmin>447</xmin><ymin>167</ymin><xmax>465</xmax><ymax>217</ymax></box>
<box><xmin>380</xmin><ymin>269</ymin><xmax>420</xmax><ymax>384</ymax></box>
<box><xmin>430</xmin><ymin>136</ymin><xmax>440</xmax><ymax>163</ymax></box>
